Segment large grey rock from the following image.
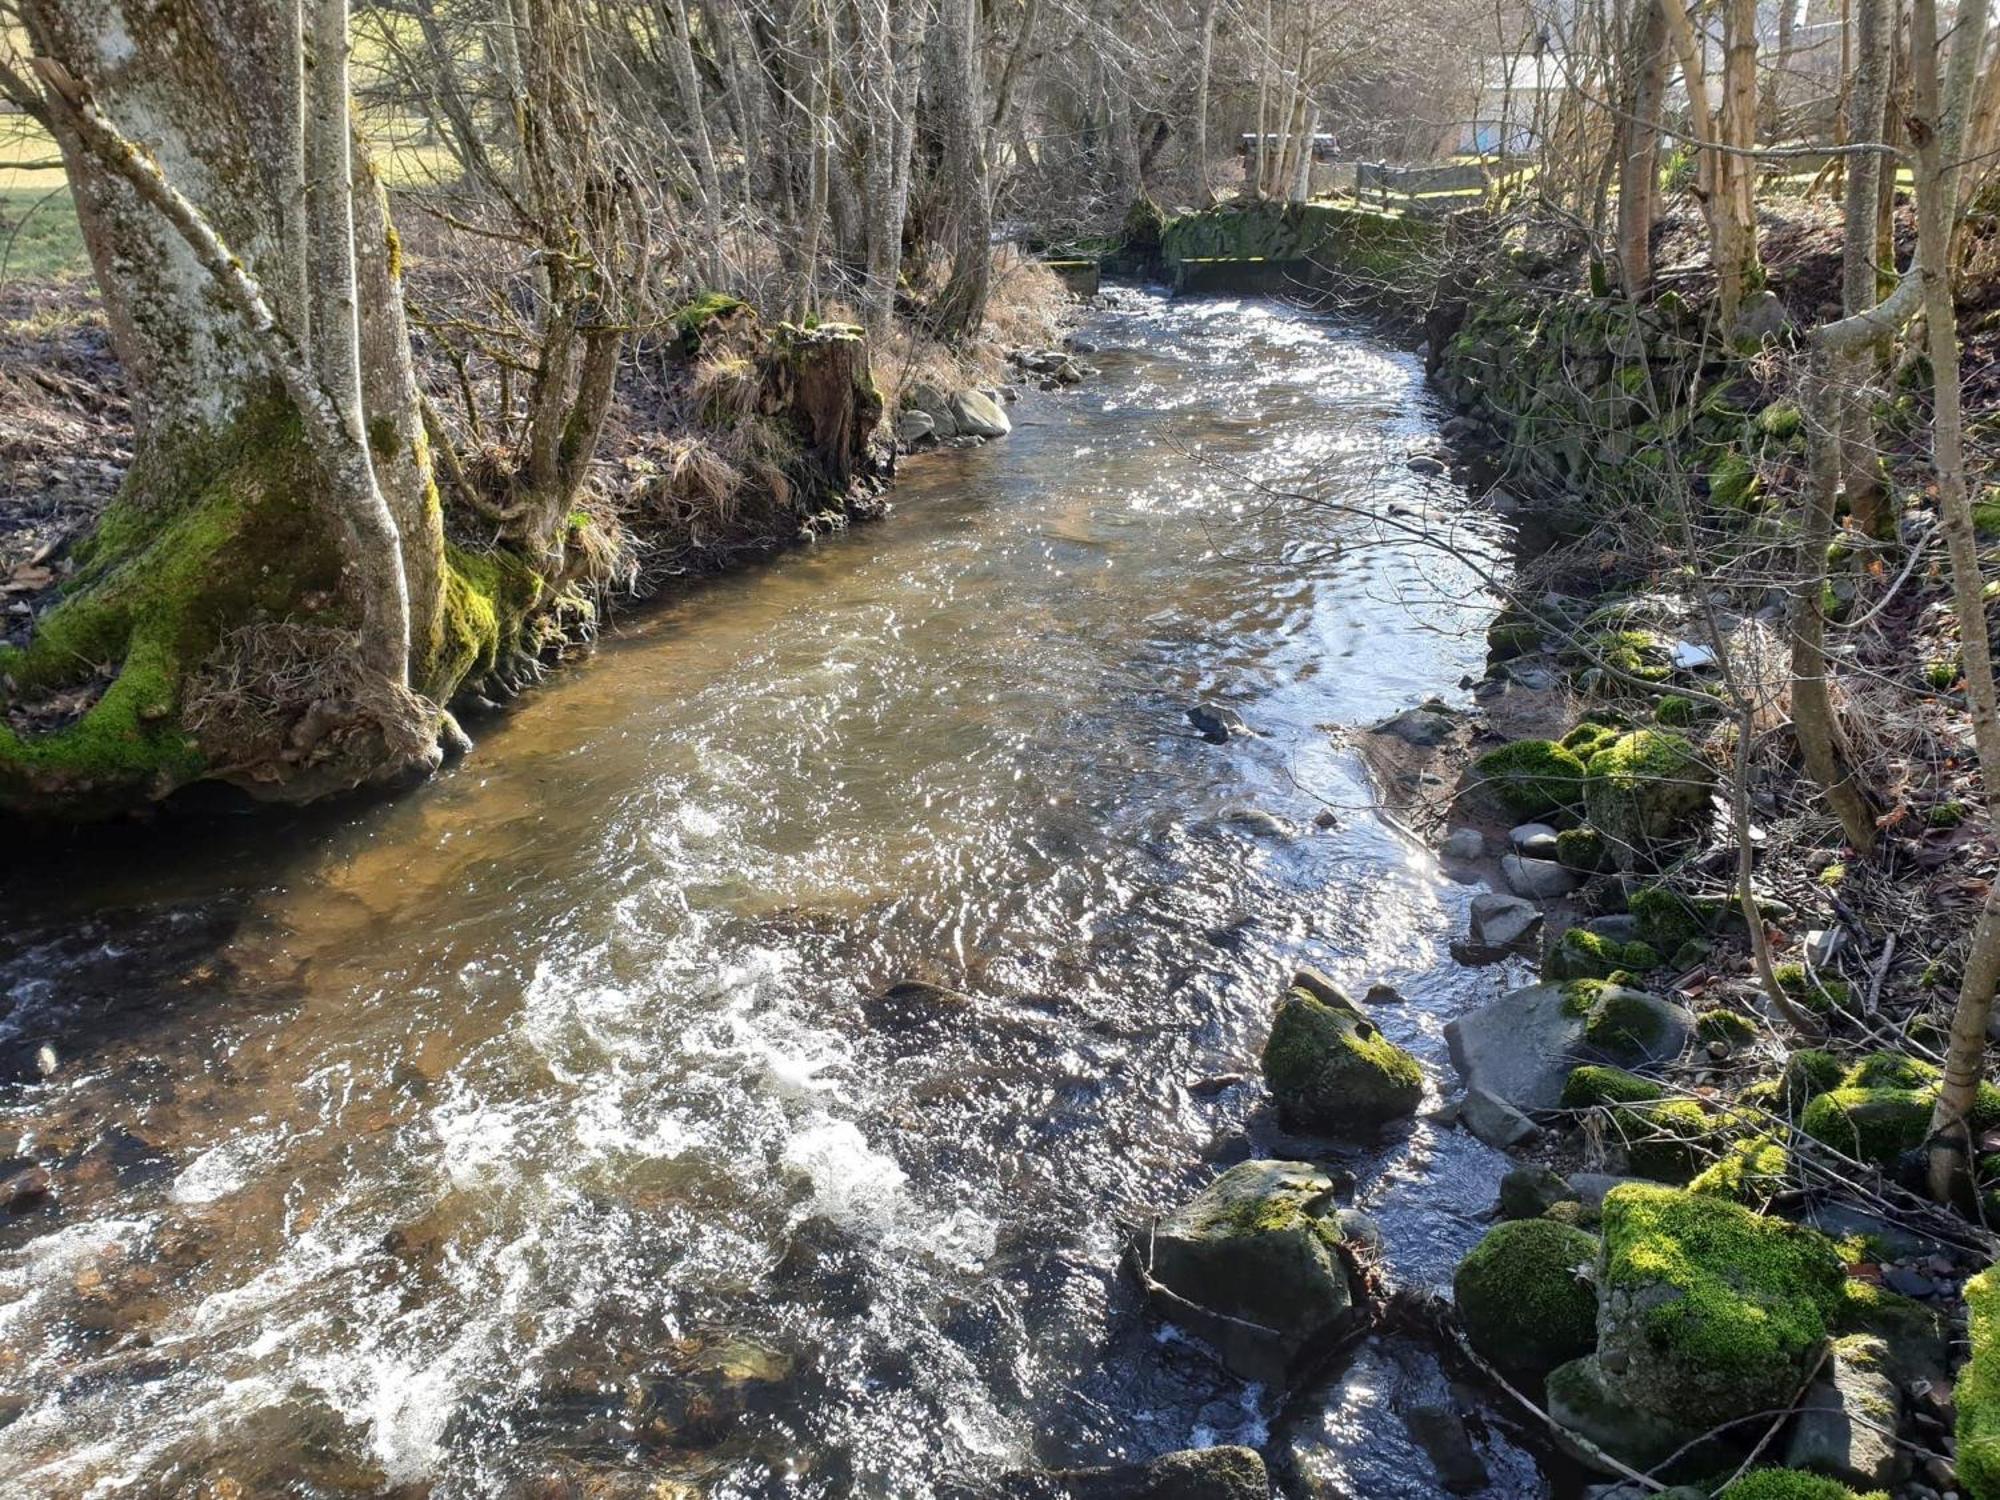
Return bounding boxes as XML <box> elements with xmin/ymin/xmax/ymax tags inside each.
<box><xmin>1784</xmin><ymin>1338</ymin><xmax>1906</xmax><ymax>1490</ymax></box>
<box><xmin>1502</xmin><ymin>854</ymin><xmax>1578</xmax><ymax>899</ymax></box>
<box><xmin>1470</xmin><ymin>892</ymin><xmax>1542</xmax><ymax>948</ymax></box>
<box><xmin>1445</xmin><ymin>981</ymin><xmax>1586</xmax><ymax>1111</ymax></box>
<box><xmin>950</xmin><ymin>388</ymin><xmax>1012</xmax><ymax>439</ymax></box>
<box><xmin>1440</xmin><ymin>828</ymin><xmax>1485</xmax><ymax>861</ymax></box>
<box><xmin>1545</xmin><ymin>1355</ymin><xmax>1704</xmax><ymax>1471</ymax></box>
<box><xmin>910</xmin><ymin>382</ymin><xmax>959</xmax><ymax>437</ymax></box>
<box><xmin>896</xmin><ymin>409</ymin><xmax>937</xmax><ymax>445</ymax></box>
<box><xmin>1372</xmin><ymin>706</ymin><xmax>1457</xmax><ymax>746</ymax></box>
<box><xmin>1508</xmin><ymin>822</ymin><xmax>1560</xmax><ymax>855</ymax></box>
<box><xmin>1142</xmin><ymin>1159</ymin><xmax>1368</xmax><ymax>1386</ymax></box>
<box><xmin>1461</xmin><ymin>1087</ymin><xmax>1539</xmax><ymax>1149</ymax></box>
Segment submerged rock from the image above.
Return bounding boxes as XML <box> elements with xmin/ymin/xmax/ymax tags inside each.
<box><xmin>1188</xmin><ymin>702</ymin><xmax>1252</xmax><ymax>743</ymax></box>
<box><xmin>1140</xmin><ymin>1159</ymin><xmax>1369</xmax><ymax>1386</ymax></box>
<box><xmin>1262</xmin><ymin>970</ymin><xmax>1424</xmax><ymax>1133</ymax></box>
<box><xmin>1469</xmin><ymin>892</ymin><xmax>1541</xmax><ymax>948</ymax></box>
<box><xmin>994</xmin><ymin>1447</ymin><xmax>1270</xmax><ymax>1499</ymax></box>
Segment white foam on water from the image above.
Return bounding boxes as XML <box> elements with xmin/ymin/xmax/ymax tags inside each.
<box><xmin>168</xmin><ymin>1129</ymin><xmax>278</xmax><ymax>1206</ymax></box>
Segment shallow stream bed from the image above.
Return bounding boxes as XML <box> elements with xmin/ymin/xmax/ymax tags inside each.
<box><xmin>0</xmin><ymin>291</ymin><xmax>1555</xmax><ymax>1497</ymax></box>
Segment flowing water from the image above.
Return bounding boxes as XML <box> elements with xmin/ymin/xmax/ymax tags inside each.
<box><xmin>0</xmin><ymin>292</ymin><xmax>1555</xmax><ymax>1498</ymax></box>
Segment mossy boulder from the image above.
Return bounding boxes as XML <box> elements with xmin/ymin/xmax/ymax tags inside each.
<box><xmin>1474</xmin><ymin>739</ymin><xmax>1588</xmax><ymax>820</ymax></box>
<box><xmin>1262</xmin><ymin>971</ymin><xmax>1424</xmax><ymax>1133</ymax></box>
<box><xmin>1697</xmin><ymin>1009</ymin><xmax>1759</xmax><ymax>1048</ymax></box>
<box><xmin>1958</xmin><ymin>1266</ymin><xmax>2000</xmax><ymax>1500</ymax></box>
<box><xmin>1582</xmin><ymin>729</ymin><xmax>1714</xmax><ymax>858</ymax></box>
<box><xmin>1781</xmin><ymin>1049</ymin><xmax>1845</xmax><ymax>1111</ymax></box>
<box><xmin>1629</xmin><ymin>885</ymin><xmax>1719</xmax><ymax>951</ymax></box>
<box><xmin>1583</xmin><ymin>983</ymin><xmax>1680</xmax><ymax>1059</ymax></box>
<box><xmin>1800</xmin><ymin>1058</ymin><xmax>2000</xmax><ymax>1166</ymax></box>
<box><xmin>1555</xmin><ymin>826</ymin><xmax>1609</xmax><ymax>873</ymax></box>
<box><xmin>1593</xmin><ymin>1184</ymin><xmax>1846</xmax><ymax>1430</ymax></box>
<box><xmin>1453</xmin><ymin>1219</ymin><xmax>1599</xmax><ymax>1374</ymax></box>
<box><xmin>1613</xmin><ymin>1097</ymin><xmax>1724</xmax><ymax>1181</ymax></box>
<box><xmin>1143</xmin><ymin>1159</ymin><xmax>1368</xmax><ymax>1386</ymax></box>
<box><xmin>1562</xmin><ymin>1064</ymin><xmax>1665</xmax><ymax>1108</ymax></box>
<box><xmin>1547</xmin><ymin>927</ymin><xmax>1663</xmax><ymax>981</ymax></box>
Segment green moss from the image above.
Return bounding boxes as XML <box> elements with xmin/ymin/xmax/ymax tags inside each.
<box><xmin>1757</xmin><ymin>402</ymin><xmax>1804</xmax><ymax>441</ymax></box>
<box><xmin>1598</xmin><ymin>1184</ymin><xmax>1846</xmax><ymax>1427</ymax></box>
<box><xmin>1958</xmin><ymin>1266</ymin><xmax>2000</xmax><ymax>1500</ymax></box>
<box><xmin>1818</xmin><ymin>861</ymin><xmax>1848</xmax><ymax>887</ymax></box>
<box><xmin>1615</xmin><ymin>1098</ymin><xmax>1721</xmax><ymax>1181</ymax></box>
<box><xmin>433</xmin><ymin>542</ymin><xmax>546</xmax><ymax>697</ymax></box>
<box><xmin>1629</xmin><ymin>885</ymin><xmax>1717</xmax><ymax>951</ymax></box>
<box><xmin>1474</xmin><ymin>738</ymin><xmax>1588</xmax><ymax>819</ymax></box>
<box><xmin>1583</xmin><ymin>729</ymin><xmax>1714</xmax><ymax>853</ymax></box>
<box><xmin>1561</xmin><ymin>720</ymin><xmax>1624</xmax><ymax>759</ymax></box>
<box><xmin>1718</xmin><ymin>1470</ymin><xmax>1886</xmax><ymax>1500</ymax></box>
<box><xmin>1842</xmin><ymin>1052</ymin><xmax>1939</xmax><ymax>1090</ymax></box>
<box><xmin>1594</xmin><ymin>629</ymin><xmax>1672</xmax><ymax>683</ymax></box>
<box><xmin>1780</xmin><ymin>1049</ymin><xmax>1844</xmax><ymax>1110</ymax></box>
<box><xmin>1688</xmin><ymin>1135</ymin><xmax>1788</xmax><ymax>1203</ymax></box>
<box><xmin>1563</xmin><ymin>1064</ymin><xmax>1666</xmax><ymax>1108</ymax></box>
<box><xmin>1561</xmin><ymin>978</ymin><xmax>1608</xmax><ymax>1016</ymax></box>
<box><xmin>1262</xmin><ymin>983</ymin><xmax>1425</xmax><ymax>1130</ymax></box>
<box><xmin>0</xmin><ymin>394</ymin><xmax>348</xmax><ymax>810</ymax></box>
<box><xmin>1771</xmin><ymin>962</ymin><xmax>1850</xmax><ymax>1013</ymax></box>
<box><xmin>1800</xmin><ymin>1088</ymin><xmax>1930</xmax><ymax>1164</ymax></box>
<box><xmin>1554</xmin><ymin>826</ymin><xmax>1608</xmax><ymax>873</ymax></box>
<box><xmin>1585</xmin><ymin>985</ymin><xmax>1672</xmax><ymax>1056</ymax></box>
<box><xmin>1654</xmin><ymin>693</ymin><xmax>1697</xmax><ymax>726</ymax></box>
<box><xmin>1931</xmin><ymin>799</ymin><xmax>1969</xmax><ymax>827</ymax></box>
<box><xmin>1697</xmin><ymin>1009</ymin><xmax>1758</xmax><ymax>1046</ymax></box>
<box><xmin>1453</xmin><ymin>1218</ymin><xmax>1600</xmax><ymax>1373</ymax></box>
<box><xmin>1710</xmin><ymin>450</ymin><xmax>1763</xmax><ymax>509</ymax></box>
<box><xmin>1551</xmin><ymin>928</ymin><xmax>1663</xmax><ymax>982</ymax></box>
<box><xmin>671</xmin><ymin>291</ymin><xmax>749</xmax><ymax>351</ymax></box>
<box><xmin>1487</xmin><ymin>618</ymin><xmax>1544</xmax><ymax>660</ymax></box>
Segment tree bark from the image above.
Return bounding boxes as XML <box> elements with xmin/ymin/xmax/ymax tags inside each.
<box><xmin>1615</xmin><ymin>0</ymin><xmax>1669</xmax><ymax>294</ymax></box>
<box><xmin>930</xmin><ymin>0</ymin><xmax>992</xmax><ymax>337</ymax></box>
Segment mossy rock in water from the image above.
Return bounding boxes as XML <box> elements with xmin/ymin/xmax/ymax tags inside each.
<box><xmin>1613</xmin><ymin>1097</ymin><xmax>1722</xmax><ymax>1181</ymax></box>
<box><xmin>1582</xmin><ymin>729</ymin><xmax>1714</xmax><ymax>858</ymax></box>
<box><xmin>1718</xmin><ymin>1471</ymin><xmax>1887</xmax><ymax>1500</ymax></box>
<box><xmin>1959</xmin><ymin>1266</ymin><xmax>2000</xmax><ymax>1500</ymax></box>
<box><xmin>1144</xmin><ymin>1158</ymin><xmax>1366</xmax><ymax>1386</ymax></box>
<box><xmin>1689</xmin><ymin>1135</ymin><xmax>1789</xmax><ymax>1204</ymax></box>
<box><xmin>1474</xmin><ymin>738</ymin><xmax>1588</xmax><ymax>820</ymax></box>
<box><xmin>1261</xmin><ymin>972</ymin><xmax>1424</xmax><ymax>1133</ymax></box>
<box><xmin>1562</xmin><ymin>1064</ymin><xmax>1665</xmax><ymax>1108</ymax></box>
<box><xmin>1594</xmin><ymin>1184</ymin><xmax>1846</xmax><ymax>1430</ymax></box>
<box><xmin>1487</xmin><ymin>615</ymin><xmax>1544</xmax><ymax>661</ymax></box>
<box><xmin>1548</xmin><ymin>927</ymin><xmax>1663</xmax><ymax>982</ymax></box>
<box><xmin>1453</xmin><ymin>1218</ymin><xmax>1599</xmax><ymax>1374</ymax></box>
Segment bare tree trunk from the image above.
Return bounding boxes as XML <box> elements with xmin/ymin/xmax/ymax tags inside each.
<box><xmin>930</xmin><ymin>0</ymin><xmax>992</xmax><ymax>336</ymax></box>
<box><xmin>1616</xmin><ymin>0</ymin><xmax>1669</xmax><ymax>294</ymax></box>
<box><xmin>662</xmin><ymin>0</ymin><xmax>727</xmax><ymax>287</ymax></box>
<box><xmin>1193</xmin><ymin>0</ymin><xmax>1218</xmax><ymax>204</ymax></box>
<box><xmin>1916</xmin><ymin>0</ymin><xmax>2000</xmax><ymax>1199</ymax></box>
<box><xmin>1761</xmin><ymin>0</ymin><xmax>1796</xmax><ymax>138</ymax></box>
<box><xmin>1841</xmin><ymin>0</ymin><xmax>1895</xmax><ymax>537</ymax></box>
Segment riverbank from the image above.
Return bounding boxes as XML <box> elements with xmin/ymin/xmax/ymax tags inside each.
<box><xmin>0</xmin><ymin>233</ymin><xmax>1095</xmax><ymax>820</ymax></box>
<box><xmin>1273</xmin><ymin>192</ymin><xmax>2000</xmax><ymax>1495</ymax></box>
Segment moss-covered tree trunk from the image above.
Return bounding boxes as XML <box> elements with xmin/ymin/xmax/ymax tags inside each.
<box><xmin>7</xmin><ymin>0</ymin><xmax>449</xmax><ymax>814</ymax></box>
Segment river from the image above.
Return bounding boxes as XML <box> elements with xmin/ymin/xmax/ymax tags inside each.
<box><xmin>0</xmin><ymin>291</ymin><xmax>1555</xmax><ymax>1497</ymax></box>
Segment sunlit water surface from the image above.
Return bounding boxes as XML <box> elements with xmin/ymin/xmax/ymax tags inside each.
<box><xmin>0</xmin><ymin>292</ymin><xmax>1552</xmax><ymax>1498</ymax></box>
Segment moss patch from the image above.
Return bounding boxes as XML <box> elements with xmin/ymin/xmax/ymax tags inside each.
<box><xmin>1453</xmin><ymin>1218</ymin><xmax>1600</xmax><ymax>1373</ymax></box>
<box><xmin>1719</xmin><ymin>1471</ymin><xmax>1886</xmax><ymax>1500</ymax></box>
<box><xmin>1958</xmin><ymin>1266</ymin><xmax>2000</xmax><ymax>1500</ymax></box>
<box><xmin>1597</xmin><ymin>1184</ymin><xmax>1845</xmax><ymax>1427</ymax></box>
<box><xmin>1562</xmin><ymin>1065</ymin><xmax>1666</xmax><ymax>1108</ymax></box>
<box><xmin>1550</xmin><ymin>928</ymin><xmax>1662</xmax><ymax>981</ymax></box>
<box><xmin>1688</xmin><ymin>1135</ymin><xmax>1789</xmax><ymax>1204</ymax></box>
<box><xmin>1583</xmin><ymin>728</ymin><xmax>1714</xmax><ymax>854</ymax></box>
<box><xmin>1262</xmin><ymin>983</ymin><xmax>1424</xmax><ymax>1132</ymax></box>
<box><xmin>0</xmin><ymin>394</ymin><xmax>348</xmax><ymax>812</ymax></box>
<box><xmin>1474</xmin><ymin>738</ymin><xmax>1588</xmax><ymax>819</ymax></box>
